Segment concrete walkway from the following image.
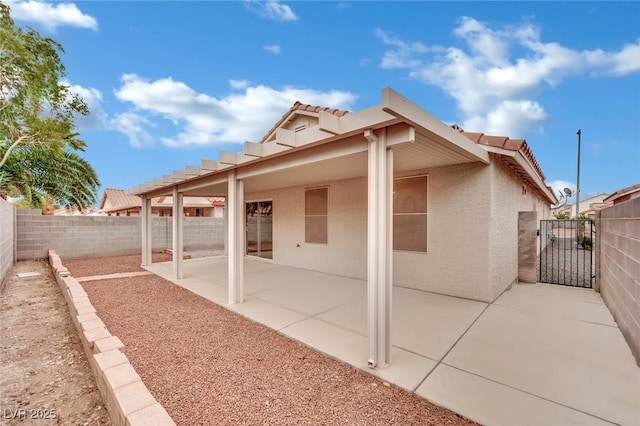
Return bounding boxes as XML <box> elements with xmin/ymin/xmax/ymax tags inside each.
<box><xmin>144</xmin><ymin>256</ymin><xmax>640</xmax><ymax>426</ymax></box>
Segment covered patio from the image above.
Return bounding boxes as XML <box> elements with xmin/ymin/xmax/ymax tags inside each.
<box><xmin>144</xmin><ymin>255</ymin><xmax>640</xmax><ymax>426</ymax></box>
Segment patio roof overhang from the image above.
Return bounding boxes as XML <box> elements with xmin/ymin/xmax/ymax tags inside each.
<box><xmin>481</xmin><ymin>145</ymin><xmax>558</xmax><ymax>205</ymax></box>
<box><xmin>127</xmin><ymin>88</ymin><xmax>490</xmax><ymax>199</ymax></box>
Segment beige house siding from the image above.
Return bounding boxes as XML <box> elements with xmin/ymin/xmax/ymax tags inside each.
<box><xmin>488</xmin><ymin>158</ymin><xmax>551</xmax><ymax>300</ymax></box>
<box><xmin>246</xmin><ymin>176</ymin><xmax>368</xmax><ymax>279</ymax></box>
<box><xmin>394</xmin><ymin>163</ymin><xmax>492</xmax><ymax>301</ymax></box>
<box><xmin>246</xmin><ymin>157</ymin><xmax>549</xmax><ymax>303</ymax></box>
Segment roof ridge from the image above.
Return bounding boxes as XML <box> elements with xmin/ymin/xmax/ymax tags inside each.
<box><xmin>259</xmin><ymin>101</ymin><xmax>350</xmax><ymax>144</ymax></box>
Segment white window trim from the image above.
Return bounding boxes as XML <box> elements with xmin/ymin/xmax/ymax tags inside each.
<box><xmin>304</xmin><ymin>186</ymin><xmax>329</xmax><ymax>245</ymax></box>
<box><xmin>392</xmin><ymin>174</ymin><xmax>429</xmax><ymax>254</ymax></box>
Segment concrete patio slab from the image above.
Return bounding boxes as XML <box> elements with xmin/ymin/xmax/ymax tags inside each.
<box><xmin>317</xmin><ymin>287</ymin><xmax>489</xmax><ymax>361</ymax></box>
<box><xmin>253</xmin><ymin>275</ymin><xmax>365</xmax><ymax>316</ymax></box>
<box><xmin>424</xmin><ymin>283</ymin><xmax>640</xmax><ymax>426</ymax></box>
<box><xmin>494</xmin><ymin>283</ymin><xmax>616</xmax><ymax>326</ymax></box>
<box><xmin>281</xmin><ymin>317</ymin><xmax>437</xmax><ymax>392</ymax></box>
<box><xmin>144</xmin><ymin>258</ymin><xmax>640</xmax><ymax>426</ymax></box>
<box><xmin>230</xmin><ymin>296</ymin><xmax>306</xmax><ymax>330</ymax></box>
<box><xmin>417</xmin><ymin>364</ymin><xmax>613</xmax><ymax>426</ymax></box>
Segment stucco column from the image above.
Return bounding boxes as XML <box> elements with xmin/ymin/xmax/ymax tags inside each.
<box><xmin>172</xmin><ymin>187</ymin><xmax>184</xmax><ymax>279</ymax></box>
<box><xmin>366</xmin><ymin>128</ymin><xmax>393</xmax><ymax>368</ymax></box>
<box><xmin>141</xmin><ymin>196</ymin><xmax>152</xmax><ymax>266</ymax></box>
<box><xmin>518</xmin><ymin>211</ymin><xmax>537</xmax><ymax>283</ymax></box>
<box><xmin>228</xmin><ymin>170</ymin><xmax>244</xmax><ymax>305</ymax></box>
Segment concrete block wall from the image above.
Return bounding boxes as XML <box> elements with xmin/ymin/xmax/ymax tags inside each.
<box><xmin>596</xmin><ymin>197</ymin><xmax>640</xmax><ymax>365</ymax></box>
<box><xmin>16</xmin><ymin>210</ymin><xmax>224</xmax><ymax>260</ymax></box>
<box><xmin>0</xmin><ymin>197</ymin><xmax>16</xmax><ymax>285</ymax></box>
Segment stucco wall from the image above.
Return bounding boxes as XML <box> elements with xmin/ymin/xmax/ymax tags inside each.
<box><xmin>246</xmin><ymin>177</ymin><xmax>368</xmax><ymax>279</ymax></box>
<box><xmin>246</xmin><ymin>162</ymin><xmax>498</xmax><ymax>301</ymax></box>
<box><xmin>0</xmin><ymin>197</ymin><xmax>15</xmax><ymax>285</ymax></box>
<box><xmin>488</xmin><ymin>158</ymin><xmax>551</xmax><ymax>300</ymax></box>
<box><xmin>596</xmin><ymin>197</ymin><xmax>640</xmax><ymax>365</ymax></box>
<box><xmin>16</xmin><ymin>210</ymin><xmax>224</xmax><ymax>260</ymax></box>
<box><xmin>393</xmin><ymin>163</ymin><xmax>493</xmax><ymax>301</ymax></box>
<box><xmin>248</xmin><ymin>158</ymin><xmax>545</xmax><ymax>302</ymax></box>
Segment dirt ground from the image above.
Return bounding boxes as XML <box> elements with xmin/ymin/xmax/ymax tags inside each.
<box><xmin>0</xmin><ymin>260</ymin><xmax>110</xmax><ymax>426</ymax></box>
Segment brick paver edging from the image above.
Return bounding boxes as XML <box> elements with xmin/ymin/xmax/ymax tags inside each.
<box><xmin>47</xmin><ymin>250</ymin><xmax>175</xmax><ymax>426</ymax></box>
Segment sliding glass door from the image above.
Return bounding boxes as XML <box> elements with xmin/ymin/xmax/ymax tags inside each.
<box><xmin>245</xmin><ymin>201</ymin><xmax>273</xmax><ymax>259</ymax></box>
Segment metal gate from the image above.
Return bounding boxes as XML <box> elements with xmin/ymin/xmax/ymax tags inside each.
<box><xmin>539</xmin><ymin>220</ymin><xmax>595</xmax><ymax>288</ymax></box>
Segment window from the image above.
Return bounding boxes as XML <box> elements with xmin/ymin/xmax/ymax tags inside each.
<box><xmin>393</xmin><ymin>176</ymin><xmax>428</xmax><ymax>252</ymax></box>
<box><xmin>305</xmin><ymin>187</ymin><xmax>328</xmax><ymax>244</ymax></box>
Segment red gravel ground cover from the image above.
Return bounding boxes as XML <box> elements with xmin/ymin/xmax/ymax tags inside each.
<box><xmin>65</xmin><ymin>254</ymin><xmax>477</xmax><ymax>426</ymax></box>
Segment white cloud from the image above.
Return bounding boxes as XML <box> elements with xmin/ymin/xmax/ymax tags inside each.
<box><xmin>264</xmin><ymin>44</ymin><xmax>282</xmax><ymax>55</ymax></box>
<box><xmin>5</xmin><ymin>0</ymin><xmax>98</xmax><ymax>32</ymax></box>
<box><xmin>229</xmin><ymin>79</ymin><xmax>250</xmax><ymax>90</ymax></box>
<box><xmin>66</xmin><ymin>83</ymin><xmax>107</xmax><ymax>129</ymax></box>
<box><xmin>111</xmin><ymin>112</ymin><xmax>155</xmax><ymax>148</ymax></box>
<box><xmin>375</xmin><ymin>28</ymin><xmax>436</xmax><ymax>69</ymax></box>
<box><xmin>463</xmin><ymin>100</ymin><xmax>548</xmax><ymax>138</ymax></box>
<box><xmin>377</xmin><ymin>17</ymin><xmax>640</xmax><ymax>137</ymax></box>
<box><xmin>244</xmin><ymin>0</ymin><xmax>298</xmax><ymax>22</ymax></box>
<box><xmin>113</xmin><ymin>74</ymin><xmax>356</xmax><ymax>147</ymax></box>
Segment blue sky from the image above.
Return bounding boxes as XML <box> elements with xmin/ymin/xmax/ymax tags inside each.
<box><xmin>6</xmin><ymin>0</ymin><xmax>640</xmax><ymax>205</ymax></box>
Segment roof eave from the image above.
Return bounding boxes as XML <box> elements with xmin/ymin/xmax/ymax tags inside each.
<box><xmin>381</xmin><ymin>87</ymin><xmax>490</xmax><ymax>165</ymax></box>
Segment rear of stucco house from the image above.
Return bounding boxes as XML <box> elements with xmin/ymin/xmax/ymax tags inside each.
<box><xmin>130</xmin><ymin>87</ymin><xmax>556</xmax><ymax>306</ymax></box>
<box><xmin>244</xmin><ymin>151</ymin><xmax>551</xmax><ymax>304</ymax></box>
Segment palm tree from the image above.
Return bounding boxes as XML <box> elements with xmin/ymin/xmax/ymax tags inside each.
<box><xmin>0</xmin><ymin>142</ymin><xmax>100</xmax><ymax>211</ymax></box>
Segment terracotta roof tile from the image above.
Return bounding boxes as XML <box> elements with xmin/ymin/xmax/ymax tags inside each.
<box><xmin>603</xmin><ymin>183</ymin><xmax>640</xmax><ymax>203</ymax></box>
<box><xmin>100</xmin><ymin>188</ymin><xmax>141</xmax><ymax>209</ymax></box>
<box><xmin>259</xmin><ymin>101</ymin><xmax>350</xmax><ymax>144</ymax></box>
<box><xmin>452</xmin><ymin>125</ymin><xmax>546</xmax><ymax>182</ymax></box>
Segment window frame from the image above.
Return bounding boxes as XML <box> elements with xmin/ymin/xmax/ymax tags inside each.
<box><xmin>393</xmin><ymin>174</ymin><xmax>429</xmax><ymax>253</ymax></box>
<box><xmin>304</xmin><ymin>186</ymin><xmax>329</xmax><ymax>245</ymax></box>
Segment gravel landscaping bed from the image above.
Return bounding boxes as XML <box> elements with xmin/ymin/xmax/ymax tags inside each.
<box><xmin>66</xmin><ymin>255</ymin><xmax>477</xmax><ymax>426</ymax></box>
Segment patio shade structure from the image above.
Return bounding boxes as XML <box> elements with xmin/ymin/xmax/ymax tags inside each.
<box><xmin>128</xmin><ymin>87</ymin><xmax>496</xmax><ymax>369</ymax></box>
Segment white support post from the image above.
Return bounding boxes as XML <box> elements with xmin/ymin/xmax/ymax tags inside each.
<box><xmin>172</xmin><ymin>187</ymin><xmax>184</xmax><ymax>279</ymax></box>
<box><xmin>384</xmin><ymin>147</ymin><xmax>393</xmax><ymax>364</ymax></box>
<box><xmin>366</xmin><ymin>128</ymin><xmax>393</xmax><ymax>369</ymax></box>
<box><xmin>227</xmin><ymin>170</ymin><xmax>244</xmax><ymax>305</ymax></box>
<box><xmin>141</xmin><ymin>197</ymin><xmax>152</xmax><ymax>266</ymax></box>
<box><xmin>223</xmin><ymin>200</ymin><xmax>228</xmax><ymax>256</ymax></box>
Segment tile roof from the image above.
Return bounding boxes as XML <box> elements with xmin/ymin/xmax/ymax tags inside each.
<box><xmin>100</xmin><ymin>188</ymin><xmax>141</xmax><ymax>210</ymax></box>
<box><xmin>259</xmin><ymin>101</ymin><xmax>350</xmax><ymax>144</ymax></box>
<box><xmin>603</xmin><ymin>183</ymin><xmax>640</xmax><ymax>203</ymax></box>
<box><xmin>100</xmin><ymin>189</ymin><xmax>224</xmax><ymax>213</ymax></box>
<box><xmin>452</xmin><ymin>126</ymin><xmax>546</xmax><ymax>181</ymax></box>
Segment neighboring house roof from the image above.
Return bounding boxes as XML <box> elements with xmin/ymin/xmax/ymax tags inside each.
<box><xmin>99</xmin><ymin>188</ymin><xmax>224</xmax><ymax>213</ymax></box>
<box><xmin>53</xmin><ymin>206</ymin><xmax>105</xmax><ymax>216</ymax></box>
<box><xmin>100</xmin><ymin>188</ymin><xmax>141</xmax><ymax>210</ymax></box>
<box><xmin>259</xmin><ymin>101</ymin><xmax>350</xmax><ymax>144</ymax></box>
<box><xmin>603</xmin><ymin>183</ymin><xmax>640</xmax><ymax>204</ymax></box>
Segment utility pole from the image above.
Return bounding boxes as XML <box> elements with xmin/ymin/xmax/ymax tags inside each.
<box><xmin>576</xmin><ymin>129</ymin><xmax>582</xmax><ymax>219</ymax></box>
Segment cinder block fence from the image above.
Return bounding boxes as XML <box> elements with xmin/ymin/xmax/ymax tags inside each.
<box><xmin>16</xmin><ymin>209</ymin><xmax>224</xmax><ymax>260</ymax></box>
<box><xmin>596</xmin><ymin>197</ymin><xmax>640</xmax><ymax>365</ymax></box>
